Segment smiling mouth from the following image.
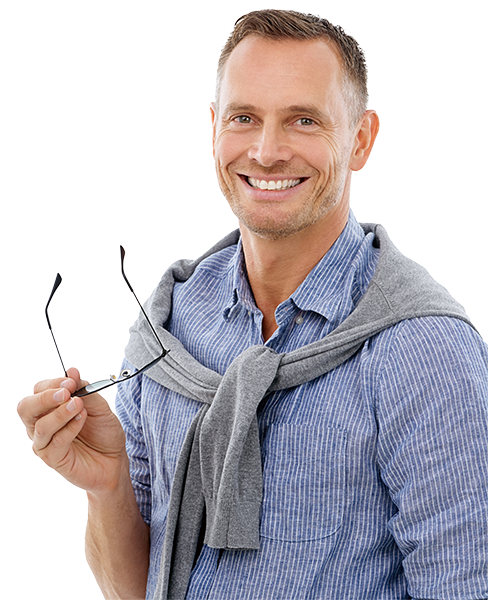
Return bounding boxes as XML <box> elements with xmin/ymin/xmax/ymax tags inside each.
<box><xmin>245</xmin><ymin>176</ymin><xmax>305</xmax><ymax>191</ymax></box>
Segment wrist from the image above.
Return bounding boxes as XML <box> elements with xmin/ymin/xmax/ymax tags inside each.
<box><xmin>86</xmin><ymin>457</ymin><xmax>134</xmax><ymax>508</ymax></box>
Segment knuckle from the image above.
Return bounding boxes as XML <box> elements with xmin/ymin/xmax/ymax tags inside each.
<box><xmin>32</xmin><ymin>433</ymin><xmax>62</xmax><ymax>466</ymax></box>
<box><xmin>54</xmin><ymin>403</ymin><xmax>71</xmax><ymax>424</ymax></box>
<box><xmin>33</xmin><ymin>377</ymin><xmax>65</xmax><ymax>395</ymax></box>
<box><xmin>33</xmin><ymin>379</ymin><xmax>51</xmax><ymax>394</ymax></box>
<box><xmin>17</xmin><ymin>395</ymin><xmax>36</xmax><ymax>420</ymax></box>
<box><xmin>34</xmin><ymin>421</ymin><xmax>46</xmax><ymax>439</ymax></box>
<box><xmin>39</xmin><ymin>388</ymin><xmax>60</xmax><ymax>414</ymax></box>
<box><xmin>17</xmin><ymin>398</ymin><xmax>25</xmax><ymax>418</ymax></box>
<box><xmin>17</xmin><ymin>398</ymin><xmax>36</xmax><ymax>438</ymax></box>
<box><xmin>50</xmin><ymin>431</ymin><xmax>64</xmax><ymax>449</ymax></box>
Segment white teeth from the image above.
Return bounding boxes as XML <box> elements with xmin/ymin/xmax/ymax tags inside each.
<box><xmin>248</xmin><ymin>177</ymin><xmax>301</xmax><ymax>190</ymax></box>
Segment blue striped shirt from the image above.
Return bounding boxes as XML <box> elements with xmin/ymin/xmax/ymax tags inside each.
<box><xmin>116</xmin><ymin>213</ymin><xmax>488</xmax><ymax>599</ymax></box>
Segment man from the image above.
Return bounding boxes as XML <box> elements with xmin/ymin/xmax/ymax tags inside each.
<box><xmin>18</xmin><ymin>9</ymin><xmax>488</xmax><ymax>600</ymax></box>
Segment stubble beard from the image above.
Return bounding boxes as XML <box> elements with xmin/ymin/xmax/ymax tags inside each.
<box><xmin>219</xmin><ymin>160</ymin><xmax>350</xmax><ymax>241</ymax></box>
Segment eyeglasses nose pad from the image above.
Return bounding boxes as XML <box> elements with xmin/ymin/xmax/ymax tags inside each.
<box><xmin>109</xmin><ymin>369</ymin><xmax>132</xmax><ymax>383</ymax></box>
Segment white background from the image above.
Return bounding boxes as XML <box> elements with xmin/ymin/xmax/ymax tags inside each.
<box><xmin>2</xmin><ymin>1</ymin><xmax>486</xmax><ymax>598</ymax></box>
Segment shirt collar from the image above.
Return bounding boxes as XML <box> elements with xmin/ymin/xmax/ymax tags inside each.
<box><xmin>223</xmin><ymin>211</ymin><xmax>377</xmax><ymax>326</ymax></box>
<box><xmin>223</xmin><ymin>237</ymin><xmax>256</xmax><ymax>320</ymax></box>
<box><xmin>289</xmin><ymin>212</ymin><xmax>372</xmax><ymax>325</ymax></box>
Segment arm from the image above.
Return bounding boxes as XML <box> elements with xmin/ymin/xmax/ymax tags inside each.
<box><xmin>17</xmin><ymin>368</ymin><xmax>149</xmax><ymax>599</ymax></box>
<box><xmin>85</xmin><ymin>469</ymin><xmax>150</xmax><ymax>600</ymax></box>
<box><xmin>375</xmin><ymin>317</ymin><xmax>488</xmax><ymax>599</ymax></box>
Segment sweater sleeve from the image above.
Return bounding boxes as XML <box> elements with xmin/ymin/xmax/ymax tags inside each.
<box><xmin>375</xmin><ymin>316</ymin><xmax>488</xmax><ymax>600</ymax></box>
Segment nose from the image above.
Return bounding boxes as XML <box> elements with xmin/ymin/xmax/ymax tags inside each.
<box><xmin>247</xmin><ymin>124</ymin><xmax>293</xmax><ymax>166</ymax></box>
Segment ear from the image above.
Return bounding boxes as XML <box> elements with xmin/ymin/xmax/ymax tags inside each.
<box><xmin>210</xmin><ymin>102</ymin><xmax>217</xmax><ymax>158</ymax></box>
<box><xmin>349</xmin><ymin>110</ymin><xmax>380</xmax><ymax>171</ymax></box>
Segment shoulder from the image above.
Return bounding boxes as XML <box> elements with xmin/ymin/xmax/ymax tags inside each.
<box><xmin>376</xmin><ymin>315</ymin><xmax>487</xmax><ymax>370</ymax></box>
<box><xmin>367</xmin><ymin>316</ymin><xmax>488</xmax><ymax>414</ymax></box>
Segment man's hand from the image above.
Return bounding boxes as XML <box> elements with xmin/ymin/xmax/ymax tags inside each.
<box><xmin>17</xmin><ymin>366</ymin><xmax>128</xmax><ymax>495</ymax></box>
<box><xmin>18</xmin><ymin>367</ymin><xmax>150</xmax><ymax>598</ymax></box>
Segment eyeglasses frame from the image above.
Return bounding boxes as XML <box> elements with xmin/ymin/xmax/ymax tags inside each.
<box><xmin>45</xmin><ymin>246</ymin><xmax>169</xmax><ymax>397</ymax></box>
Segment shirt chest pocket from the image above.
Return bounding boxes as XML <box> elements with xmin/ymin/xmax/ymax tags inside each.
<box><xmin>260</xmin><ymin>424</ymin><xmax>347</xmax><ymax>542</ymax></box>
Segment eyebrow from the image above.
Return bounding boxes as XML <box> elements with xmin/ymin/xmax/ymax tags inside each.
<box><xmin>221</xmin><ymin>103</ymin><xmax>258</xmax><ymax>117</ymax></box>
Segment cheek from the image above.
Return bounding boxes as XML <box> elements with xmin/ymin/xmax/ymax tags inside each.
<box><xmin>215</xmin><ymin>131</ymin><xmax>250</xmax><ymax>168</ymax></box>
<box><xmin>309</xmin><ymin>144</ymin><xmax>343</xmax><ymax>181</ymax></box>
<box><xmin>215</xmin><ymin>159</ymin><xmax>233</xmax><ymax>193</ymax></box>
<box><xmin>296</xmin><ymin>136</ymin><xmax>337</xmax><ymax>170</ymax></box>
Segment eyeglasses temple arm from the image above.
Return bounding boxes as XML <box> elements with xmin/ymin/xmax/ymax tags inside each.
<box><xmin>120</xmin><ymin>246</ymin><xmax>169</xmax><ymax>358</ymax></box>
<box><xmin>46</xmin><ymin>273</ymin><xmax>68</xmax><ymax>377</ymax></box>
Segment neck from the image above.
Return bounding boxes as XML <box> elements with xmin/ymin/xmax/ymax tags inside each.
<box><xmin>240</xmin><ymin>201</ymin><xmax>349</xmax><ymax>341</ymax></box>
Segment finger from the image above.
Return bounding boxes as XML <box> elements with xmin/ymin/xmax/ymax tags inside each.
<box><xmin>33</xmin><ymin>368</ymin><xmax>85</xmax><ymax>395</ymax></box>
<box><xmin>33</xmin><ymin>375</ymin><xmax>73</xmax><ymax>395</ymax></box>
<box><xmin>33</xmin><ymin>396</ymin><xmax>85</xmax><ymax>453</ymax></box>
<box><xmin>66</xmin><ymin>367</ymin><xmax>81</xmax><ymax>382</ymax></box>
<box><xmin>35</xmin><ymin>407</ymin><xmax>88</xmax><ymax>471</ymax></box>
<box><xmin>64</xmin><ymin>367</ymin><xmax>89</xmax><ymax>393</ymax></box>
<box><xmin>18</xmin><ymin>386</ymin><xmax>73</xmax><ymax>436</ymax></box>
<box><xmin>20</xmin><ymin>368</ymin><xmax>87</xmax><ymax>433</ymax></box>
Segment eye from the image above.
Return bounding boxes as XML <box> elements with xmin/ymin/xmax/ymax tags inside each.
<box><xmin>233</xmin><ymin>115</ymin><xmax>253</xmax><ymax>124</ymax></box>
<box><xmin>295</xmin><ymin>117</ymin><xmax>316</xmax><ymax>127</ymax></box>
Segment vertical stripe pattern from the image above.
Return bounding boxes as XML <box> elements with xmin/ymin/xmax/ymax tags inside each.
<box><xmin>115</xmin><ymin>213</ymin><xmax>488</xmax><ymax>599</ymax></box>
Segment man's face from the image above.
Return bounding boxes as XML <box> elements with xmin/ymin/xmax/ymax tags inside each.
<box><xmin>212</xmin><ymin>36</ymin><xmax>359</xmax><ymax>241</ymax></box>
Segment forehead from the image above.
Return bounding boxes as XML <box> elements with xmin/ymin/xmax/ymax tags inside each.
<box><xmin>219</xmin><ymin>36</ymin><xmax>345</xmax><ymax>115</ymax></box>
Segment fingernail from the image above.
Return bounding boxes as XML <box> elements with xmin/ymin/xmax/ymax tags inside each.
<box><xmin>60</xmin><ymin>379</ymin><xmax>72</xmax><ymax>389</ymax></box>
<box><xmin>66</xmin><ymin>398</ymin><xmax>77</xmax><ymax>412</ymax></box>
<box><xmin>53</xmin><ymin>389</ymin><xmax>66</xmax><ymax>403</ymax></box>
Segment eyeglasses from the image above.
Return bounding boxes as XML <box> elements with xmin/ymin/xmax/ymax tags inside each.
<box><xmin>45</xmin><ymin>246</ymin><xmax>169</xmax><ymax>397</ymax></box>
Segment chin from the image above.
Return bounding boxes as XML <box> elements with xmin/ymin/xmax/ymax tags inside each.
<box><xmin>238</xmin><ymin>212</ymin><xmax>318</xmax><ymax>241</ymax></box>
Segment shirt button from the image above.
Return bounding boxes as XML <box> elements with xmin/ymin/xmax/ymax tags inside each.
<box><xmin>248</xmin><ymin>311</ymin><xmax>252</xmax><ymax>317</ymax></box>
<box><xmin>295</xmin><ymin>316</ymin><xmax>304</xmax><ymax>325</ymax></box>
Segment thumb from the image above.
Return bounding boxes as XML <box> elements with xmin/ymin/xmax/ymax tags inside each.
<box><xmin>60</xmin><ymin>367</ymin><xmax>89</xmax><ymax>396</ymax></box>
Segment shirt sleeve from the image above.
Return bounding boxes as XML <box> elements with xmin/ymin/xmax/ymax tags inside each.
<box><xmin>115</xmin><ymin>358</ymin><xmax>152</xmax><ymax>525</ymax></box>
<box><xmin>375</xmin><ymin>316</ymin><xmax>488</xmax><ymax>600</ymax></box>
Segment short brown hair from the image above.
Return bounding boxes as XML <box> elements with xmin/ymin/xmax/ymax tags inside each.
<box><xmin>216</xmin><ymin>9</ymin><xmax>368</xmax><ymax>126</ymax></box>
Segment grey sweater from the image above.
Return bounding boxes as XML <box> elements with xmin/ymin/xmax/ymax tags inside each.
<box><xmin>125</xmin><ymin>224</ymin><xmax>472</xmax><ymax>600</ymax></box>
